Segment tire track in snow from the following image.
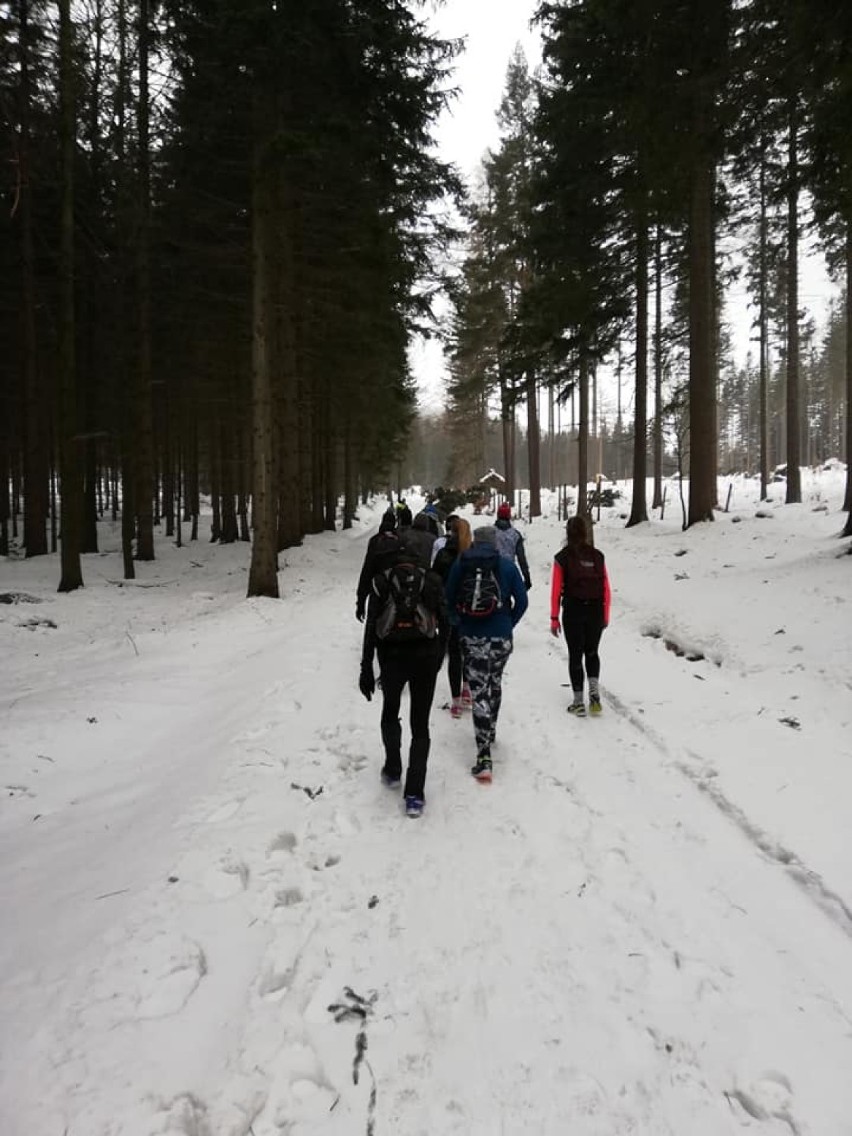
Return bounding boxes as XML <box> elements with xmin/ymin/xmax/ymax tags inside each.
<box><xmin>603</xmin><ymin>685</ymin><xmax>852</xmax><ymax>946</ymax></box>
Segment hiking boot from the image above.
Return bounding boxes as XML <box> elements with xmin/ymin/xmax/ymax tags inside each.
<box><xmin>404</xmin><ymin>796</ymin><xmax>424</xmax><ymax>818</ymax></box>
<box><xmin>471</xmin><ymin>757</ymin><xmax>492</xmax><ymax>783</ymax></box>
<box><xmin>381</xmin><ymin>766</ymin><xmax>401</xmax><ymax>787</ymax></box>
<box><xmin>589</xmin><ymin>697</ymin><xmax>602</xmax><ymax>716</ymax></box>
<box><xmin>567</xmin><ymin>701</ymin><xmax>586</xmax><ymax>717</ymax></box>
<box><xmin>450</xmin><ymin>697</ymin><xmax>463</xmax><ymax>719</ymax></box>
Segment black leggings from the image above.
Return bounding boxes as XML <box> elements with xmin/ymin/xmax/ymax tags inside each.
<box><xmin>377</xmin><ymin>645</ymin><xmax>439</xmax><ymax>798</ymax></box>
<box><xmin>446</xmin><ymin>626</ymin><xmax>463</xmax><ymax>698</ymax></box>
<box><xmin>562</xmin><ymin>601</ymin><xmax>604</xmax><ymax>691</ymax></box>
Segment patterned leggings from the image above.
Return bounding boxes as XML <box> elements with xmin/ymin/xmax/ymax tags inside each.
<box><xmin>459</xmin><ymin>636</ymin><xmax>513</xmax><ymax>757</ymax></box>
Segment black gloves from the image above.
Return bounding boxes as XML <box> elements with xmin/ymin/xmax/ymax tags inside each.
<box><xmin>359</xmin><ymin>666</ymin><xmax>375</xmax><ymax>701</ymax></box>
<box><xmin>525</xmin><ymin>580</ymin><xmax>532</xmax><ymax>591</ymax></box>
<box><xmin>355</xmin><ymin>601</ymin><xmax>365</xmax><ymax>622</ymax></box>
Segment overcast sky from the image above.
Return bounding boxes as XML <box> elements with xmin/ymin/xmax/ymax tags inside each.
<box><xmin>413</xmin><ymin>1</ymin><xmax>838</xmax><ymax>419</ymax></box>
<box><xmin>426</xmin><ymin>0</ymin><xmax>541</xmax><ymax>182</ymax></box>
<box><xmin>412</xmin><ymin>1</ymin><xmax>543</xmax><ymax>408</ymax></box>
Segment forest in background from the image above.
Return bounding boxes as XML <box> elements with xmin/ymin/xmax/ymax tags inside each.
<box><xmin>443</xmin><ymin>4</ymin><xmax>852</xmax><ymax>530</ymax></box>
<box><xmin>1</xmin><ymin>1</ymin><xmax>850</xmax><ymax>599</ymax></box>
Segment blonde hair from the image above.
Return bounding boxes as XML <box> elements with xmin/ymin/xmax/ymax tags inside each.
<box><xmin>455</xmin><ymin>517</ymin><xmax>472</xmax><ymax>554</ymax></box>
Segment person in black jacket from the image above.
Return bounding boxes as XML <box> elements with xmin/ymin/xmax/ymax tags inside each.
<box><xmin>359</xmin><ymin>551</ymin><xmax>448</xmax><ymax>818</ymax></box>
<box><xmin>395</xmin><ymin>499</ymin><xmax>413</xmax><ymax>528</ymax></box>
<box><xmin>399</xmin><ymin>510</ymin><xmax>438</xmax><ymax>569</ymax></box>
<box><xmin>355</xmin><ymin>509</ymin><xmax>400</xmax><ymax>622</ymax></box>
<box><xmin>431</xmin><ymin>516</ymin><xmax>472</xmax><ymax>717</ymax></box>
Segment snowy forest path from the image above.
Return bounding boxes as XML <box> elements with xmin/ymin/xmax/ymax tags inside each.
<box><xmin>3</xmin><ymin>512</ymin><xmax>852</xmax><ymax>1135</ymax></box>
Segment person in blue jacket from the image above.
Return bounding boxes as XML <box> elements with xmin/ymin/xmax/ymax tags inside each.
<box><xmin>444</xmin><ymin>525</ymin><xmax>528</xmax><ymax>782</ymax></box>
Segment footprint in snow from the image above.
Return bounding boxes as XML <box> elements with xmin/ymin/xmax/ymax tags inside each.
<box><xmin>274</xmin><ymin>886</ymin><xmax>304</xmax><ymax>908</ymax></box>
<box><xmin>268</xmin><ymin>830</ymin><xmax>298</xmax><ymax>854</ymax></box>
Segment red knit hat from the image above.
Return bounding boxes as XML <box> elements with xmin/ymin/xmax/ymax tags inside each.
<box><xmin>497</xmin><ymin>502</ymin><xmax>511</xmax><ymax>520</ymax></box>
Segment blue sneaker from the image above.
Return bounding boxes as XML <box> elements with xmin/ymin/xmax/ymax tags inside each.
<box><xmin>404</xmin><ymin>796</ymin><xmax>424</xmax><ymax>818</ymax></box>
<box><xmin>381</xmin><ymin>767</ymin><xmax>401</xmax><ymax>788</ymax></box>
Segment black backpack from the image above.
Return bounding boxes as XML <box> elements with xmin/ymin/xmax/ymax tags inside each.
<box><xmin>456</xmin><ymin>554</ymin><xmax>502</xmax><ymax>618</ymax></box>
<box><xmin>561</xmin><ymin>545</ymin><xmax>605</xmax><ymax>602</ymax></box>
<box><xmin>373</xmin><ymin>559</ymin><xmax>439</xmax><ymax>643</ymax></box>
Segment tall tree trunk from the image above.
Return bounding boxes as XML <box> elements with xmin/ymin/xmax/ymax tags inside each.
<box><xmin>134</xmin><ymin>0</ymin><xmax>155</xmax><ymax>558</ymax></box>
<box><xmin>500</xmin><ymin>372</ymin><xmax>514</xmax><ymax>498</ymax></box>
<box><xmin>57</xmin><ymin>0</ymin><xmax>83</xmax><ymax>591</ymax></box>
<box><xmin>785</xmin><ymin>102</ymin><xmax>802</xmax><ymax>504</ymax></box>
<box><xmin>80</xmin><ymin>0</ymin><xmax>104</xmax><ymax>554</ymax></box>
<box><xmin>526</xmin><ymin>373</ymin><xmax>540</xmax><ymax>517</ymax></box>
<box><xmin>759</xmin><ymin>139</ymin><xmax>770</xmax><ymax>500</ymax></box>
<box><xmin>19</xmin><ymin>0</ymin><xmax>49</xmax><ymax>556</ymax></box>
<box><xmin>652</xmin><ymin>221</ymin><xmax>664</xmax><ymax>508</ymax></box>
<box><xmin>577</xmin><ymin>354</ymin><xmax>590</xmax><ymax>517</ymax></box>
<box><xmin>276</xmin><ymin>173</ymin><xmax>301</xmax><ymax>548</ymax></box>
<box><xmin>687</xmin><ymin>151</ymin><xmax>717</xmax><ymax>526</ymax></box>
<box><xmin>323</xmin><ymin>416</ymin><xmax>336</xmax><ymax>530</ymax></box>
<box><xmin>548</xmin><ymin>387</ymin><xmax>555</xmax><ymax>490</ymax></box>
<box><xmin>114</xmin><ymin>0</ymin><xmax>134</xmax><ymax>578</ymax></box>
<box><xmin>628</xmin><ymin>198</ymin><xmax>649</xmax><ymax>527</ymax></box>
<box><xmin>219</xmin><ymin>421</ymin><xmax>238</xmax><ymax>542</ymax></box>
<box><xmin>247</xmin><ymin>125</ymin><xmax>280</xmax><ymax>598</ymax></box>
<box><xmin>342</xmin><ymin>431</ymin><xmax>355</xmax><ymax>530</ymax></box>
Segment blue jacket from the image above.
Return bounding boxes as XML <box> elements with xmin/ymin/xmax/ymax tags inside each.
<box><xmin>445</xmin><ymin>544</ymin><xmax>529</xmax><ymax>640</ymax></box>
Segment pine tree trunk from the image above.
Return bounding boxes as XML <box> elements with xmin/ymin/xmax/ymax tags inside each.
<box><xmin>342</xmin><ymin>431</ymin><xmax>355</xmax><ymax>530</ymax></box>
<box><xmin>0</xmin><ymin>426</ymin><xmax>9</xmax><ymax>555</ymax></box>
<box><xmin>759</xmin><ymin>140</ymin><xmax>770</xmax><ymax>500</ymax></box>
<box><xmin>652</xmin><ymin>222</ymin><xmax>664</xmax><ymax>509</ymax></box>
<box><xmin>219</xmin><ymin>422</ymin><xmax>238</xmax><ymax>543</ymax></box>
<box><xmin>500</xmin><ymin>373</ymin><xmax>514</xmax><ymax>498</ymax></box>
<box><xmin>298</xmin><ymin>371</ymin><xmax>314</xmax><ymax>536</ymax></box>
<box><xmin>785</xmin><ymin>103</ymin><xmax>802</xmax><ymax>504</ymax></box>
<box><xmin>81</xmin><ymin>6</ymin><xmax>102</xmax><ymax>556</ymax></box>
<box><xmin>526</xmin><ymin>373</ymin><xmax>541</xmax><ymax>517</ymax></box>
<box><xmin>275</xmin><ymin>173</ymin><xmax>300</xmax><ymax>548</ymax></box>
<box><xmin>687</xmin><ymin>150</ymin><xmax>717</xmax><ymax>526</ymax></box>
<box><xmin>577</xmin><ymin>354</ymin><xmax>590</xmax><ymax>517</ymax></box>
<box><xmin>323</xmin><ymin>421</ymin><xmax>336</xmax><ymax>531</ymax></box>
<box><xmin>628</xmin><ymin>199</ymin><xmax>649</xmax><ymax>527</ymax></box>
<box><xmin>19</xmin><ymin>0</ymin><xmax>49</xmax><ymax>557</ymax></box>
<box><xmin>57</xmin><ymin>0</ymin><xmax>83</xmax><ymax>591</ymax></box>
<box><xmin>134</xmin><ymin>0</ymin><xmax>155</xmax><ymax>559</ymax></box>
<box><xmin>247</xmin><ymin>125</ymin><xmax>280</xmax><ymax>598</ymax></box>
<box><xmin>121</xmin><ymin>450</ymin><xmax>135</xmax><ymax>580</ymax></box>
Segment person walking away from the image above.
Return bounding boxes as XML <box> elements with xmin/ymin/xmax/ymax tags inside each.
<box><xmin>431</xmin><ymin>517</ymin><xmax>472</xmax><ymax>718</ymax></box>
<box><xmin>399</xmin><ymin>510</ymin><xmax>438</xmax><ymax>568</ymax></box>
<box><xmin>395</xmin><ymin>498</ymin><xmax>413</xmax><ymax>528</ymax></box>
<box><xmin>359</xmin><ymin>546</ymin><xmax>448</xmax><ymax>817</ymax></box>
<box><xmin>420</xmin><ymin>501</ymin><xmax>443</xmax><ymax>536</ymax></box>
<box><xmin>549</xmin><ymin>514</ymin><xmax>611</xmax><ymax>716</ymax></box>
<box><xmin>494</xmin><ymin>502</ymin><xmax>532</xmax><ymax>591</ymax></box>
<box><xmin>430</xmin><ymin>513</ymin><xmax>458</xmax><ymax>564</ymax></box>
<box><xmin>355</xmin><ymin>508</ymin><xmax>400</xmax><ymax>622</ymax></box>
<box><xmin>445</xmin><ymin>525</ymin><xmax>528</xmax><ymax>782</ymax></box>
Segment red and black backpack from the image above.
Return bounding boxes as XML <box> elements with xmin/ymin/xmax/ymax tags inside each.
<box><xmin>557</xmin><ymin>544</ymin><xmax>605</xmax><ymax>603</ymax></box>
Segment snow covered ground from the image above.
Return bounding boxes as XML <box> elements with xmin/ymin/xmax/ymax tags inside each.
<box><xmin>1</xmin><ymin>468</ymin><xmax>850</xmax><ymax>1136</ymax></box>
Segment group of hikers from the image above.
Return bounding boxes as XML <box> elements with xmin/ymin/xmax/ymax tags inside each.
<box><xmin>356</xmin><ymin>498</ymin><xmax>611</xmax><ymax>818</ymax></box>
